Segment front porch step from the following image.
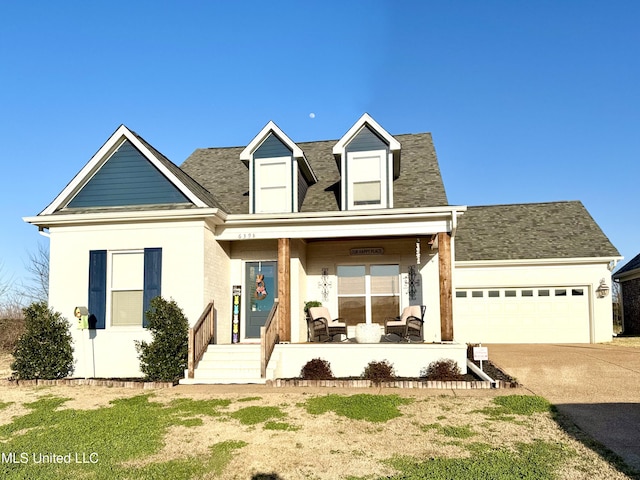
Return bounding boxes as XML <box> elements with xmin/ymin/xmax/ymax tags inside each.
<box><xmin>179</xmin><ymin>344</ymin><xmax>274</xmax><ymax>385</ymax></box>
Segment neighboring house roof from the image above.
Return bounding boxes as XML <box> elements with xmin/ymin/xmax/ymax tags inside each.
<box><xmin>455</xmin><ymin>201</ymin><xmax>621</xmax><ymax>261</ymax></box>
<box><xmin>181</xmin><ymin>132</ymin><xmax>448</xmax><ymax>214</ymax></box>
<box><xmin>613</xmin><ymin>252</ymin><xmax>640</xmax><ymax>279</ymax></box>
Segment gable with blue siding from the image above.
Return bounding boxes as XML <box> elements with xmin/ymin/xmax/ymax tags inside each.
<box><xmin>346</xmin><ymin>125</ymin><xmax>388</xmax><ymax>153</ymax></box>
<box><xmin>254</xmin><ymin>133</ymin><xmax>293</xmax><ymax>159</ymax></box>
<box><xmin>67</xmin><ymin>140</ymin><xmax>191</xmax><ymax>208</ymax></box>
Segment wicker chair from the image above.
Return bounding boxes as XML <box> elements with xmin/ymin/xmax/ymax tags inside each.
<box><xmin>307</xmin><ymin>307</ymin><xmax>348</xmax><ymax>342</ymax></box>
<box><xmin>384</xmin><ymin>305</ymin><xmax>425</xmax><ymax>342</ymax></box>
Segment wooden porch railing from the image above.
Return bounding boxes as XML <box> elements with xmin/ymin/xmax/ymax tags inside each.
<box><xmin>260</xmin><ymin>298</ymin><xmax>279</xmax><ymax>378</ymax></box>
<box><xmin>188</xmin><ymin>301</ymin><xmax>215</xmax><ymax>379</ymax></box>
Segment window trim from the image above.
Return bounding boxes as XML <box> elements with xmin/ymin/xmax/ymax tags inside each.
<box><xmin>346</xmin><ymin>149</ymin><xmax>389</xmax><ymax>210</ymax></box>
<box><xmin>109</xmin><ymin>250</ymin><xmax>145</xmax><ymax>328</ymax></box>
<box><xmin>253</xmin><ymin>156</ymin><xmax>294</xmax><ymax>214</ymax></box>
<box><xmin>337</xmin><ymin>264</ymin><xmax>400</xmax><ymax>325</ymax></box>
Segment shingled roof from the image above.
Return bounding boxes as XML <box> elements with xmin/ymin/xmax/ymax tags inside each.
<box><xmin>455</xmin><ymin>201</ymin><xmax>620</xmax><ymax>261</ymax></box>
<box><xmin>613</xmin><ymin>252</ymin><xmax>640</xmax><ymax>279</ymax></box>
<box><xmin>180</xmin><ymin>132</ymin><xmax>447</xmax><ymax>214</ymax></box>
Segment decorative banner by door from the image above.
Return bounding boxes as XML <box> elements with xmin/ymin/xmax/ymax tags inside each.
<box><xmin>231</xmin><ymin>285</ymin><xmax>241</xmax><ymax>344</ymax></box>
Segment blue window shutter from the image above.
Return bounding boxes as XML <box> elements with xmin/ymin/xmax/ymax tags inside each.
<box><xmin>88</xmin><ymin>250</ymin><xmax>107</xmax><ymax>329</ymax></box>
<box><xmin>143</xmin><ymin>248</ymin><xmax>162</xmax><ymax>327</ymax></box>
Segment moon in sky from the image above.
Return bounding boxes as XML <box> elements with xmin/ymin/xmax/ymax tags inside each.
<box><xmin>309</xmin><ymin>113</ymin><xmax>316</xmax><ymax>119</ymax></box>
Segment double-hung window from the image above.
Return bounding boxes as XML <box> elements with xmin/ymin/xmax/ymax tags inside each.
<box><xmin>110</xmin><ymin>251</ymin><xmax>144</xmax><ymax>326</ymax></box>
<box><xmin>337</xmin><ymin>264</ymin><xmax>400</xmax><ymax>326</ymax></box>
<box><xmin>347</xmin><ymin>150</ymin><xmax>387</xmax><ymax>209</ymax></box>
<box><xmin>88</xmin><ymin>248</ymin><xmax>161</xmax><ymax>329</ymax></box>
<box><xmin>255</xmin><ymin>157</ymin><xmax>291</xmax><ymax>213</ymax></box>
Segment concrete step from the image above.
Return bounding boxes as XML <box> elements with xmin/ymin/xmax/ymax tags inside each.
<box><xmin>179</xmin><ymin>343</ymin><xmax>273</xmax><ymax>385</ymax></box>
<box><xmin>180</xmin><ymin>377</ymin><xmax>267</xmax><ymax>385</ymax></box>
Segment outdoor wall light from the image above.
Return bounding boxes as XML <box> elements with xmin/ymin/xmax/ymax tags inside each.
<box><xmin>596</xmin><ymin>278</ymin><xmax>610</xmax><ymax>298</ymax></box>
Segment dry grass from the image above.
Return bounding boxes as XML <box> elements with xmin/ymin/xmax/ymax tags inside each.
<box><xmin>0</xmin><ymin>347</ymin><xmax>637</xmax><ymax>479</ymax></box>
<box><xmin>0</xmin><ymin>383</ymin><xmax>632</xmax><ymax>478</ymax></box>
<box><xmin>609</xmin><ymin>336</ymin><xmax>640</xmax><ymax>348</ymax></box>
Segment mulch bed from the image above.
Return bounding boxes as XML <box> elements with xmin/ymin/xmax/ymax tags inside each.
<box><xmin>273</xmin><ymin>361</ymin><xmax>519</xmax><ymax>389</ymax></box>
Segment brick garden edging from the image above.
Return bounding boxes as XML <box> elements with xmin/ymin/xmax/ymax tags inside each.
<box><xmin>267</xmin><ymin>379</ymin><xmax>519</xmax><ymax>389</ymax></box>
<box><xmin>1</xmin><ymin>378</ymin><xmax>175</xmax><ymax>389</ymax></box>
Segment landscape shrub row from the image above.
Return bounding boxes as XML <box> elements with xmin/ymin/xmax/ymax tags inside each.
<box><xmin>300</xmin><ymin>357</ymin><xmax>463</xmax><ymax>382</ymax></box>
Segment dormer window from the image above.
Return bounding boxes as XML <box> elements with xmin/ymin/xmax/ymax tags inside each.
<box><xmin>241</xmin><ymin>122</ymin><xmax>316</xmax><ymax>214</ymax></box>
<box><xmin>348</xmin><ymin>147</ymin><xmax>387</xmax><ymax>208</ymax></box>
<box><xmin>333</xmin><ymin>113</ymin><xmax>401</xmax><ymax>211</ymax></box>
<box><xmin>255</xmin><ymin>154</ymin><xmax>292</xmax><ymax>213</ymax></box>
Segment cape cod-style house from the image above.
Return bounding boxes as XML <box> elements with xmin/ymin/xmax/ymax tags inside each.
<box><xmin>24</xmin><ymin>114</ymin><xmax>621</xmax><ymax>383</ymax></box>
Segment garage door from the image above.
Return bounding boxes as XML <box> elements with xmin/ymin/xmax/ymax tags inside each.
<box><xmin>454</xmin><ymin>287</ymin><xmax>591</xmax><ymax>343</ymax></box>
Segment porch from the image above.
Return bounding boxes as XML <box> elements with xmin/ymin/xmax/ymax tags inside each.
<box><xmin>181</xmin><ymin>299</ymin><xmax>467</xmax><ymax>384</ymax></box>
<box><xmin>183</xmin><ymin>223</ymin><xmax>459</xmax><ymax>384</ymax></box>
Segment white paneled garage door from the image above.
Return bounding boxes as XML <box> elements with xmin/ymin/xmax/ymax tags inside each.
<box><xmin>454</xmin><ymin>286</ymin><xmax>591</xmax><ymax>343</ymax></box>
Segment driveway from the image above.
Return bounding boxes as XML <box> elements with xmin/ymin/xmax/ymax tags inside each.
<box><xmin>488</xmin><ymin>343</ymin><xmax>640</xmax><ymax>473</ymax></box>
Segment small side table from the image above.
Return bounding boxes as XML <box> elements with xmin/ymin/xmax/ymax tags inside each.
<box><xmin>355</xmin><ymin>323</ymin><xmax>382</xmax><ymax>343</ymax></box>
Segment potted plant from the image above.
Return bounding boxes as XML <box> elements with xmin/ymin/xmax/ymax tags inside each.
<box><xmin>304</xmin><ymin>300</ymin><xmax>322</xmax><ymax>318</ymax></box>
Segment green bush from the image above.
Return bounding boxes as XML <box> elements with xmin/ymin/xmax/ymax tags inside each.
<box><xmin>420</xmin><ymin>359</ymin><xmax>463</xmax><ymax>381</ymax></box>
<box><xmin>11</xmin><ymin>302</ymin><xmax>74</xmax><ymax>379</ymax></box>
<box><xmin>135</xmin><ymin>297</ymin><xmax>188</xmax><ymax>382</ymax></box>
<box><xmin>300</xmin><ymin>357</ymin><xmax>334</xmax><ymax>380</ymax></box>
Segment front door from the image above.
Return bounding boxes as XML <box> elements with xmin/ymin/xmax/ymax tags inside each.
<box><xmin>245</xmin><ymin>261</ymin><xmax>277</xmax><ymax>338</ymax></box>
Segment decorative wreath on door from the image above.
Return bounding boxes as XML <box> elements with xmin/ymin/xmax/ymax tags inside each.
<box><xmin>255</xmin><ymin>274</ymin><xmax>268</xmax><ymax>300</ymax></box>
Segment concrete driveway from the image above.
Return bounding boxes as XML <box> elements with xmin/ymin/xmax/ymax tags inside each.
<box><xmin>488</xmin><ymin>343</ymin><xmax>640</xmax><ymax>473</ymax></box>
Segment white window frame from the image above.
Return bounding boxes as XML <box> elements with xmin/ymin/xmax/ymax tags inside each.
<box><xmin>108</xmin><ymin>250</ymin><xmax>144</xmax><ymax>328</ymax></box>
<box><xmin>346</xmin><ymin>150</ymin><xmax>388</xmax><ymax>210</ymax></box>
<box><xmin>254</xmin><ymin>156</ymin><xmax>292</xmax><ymax>214</ymax></box>
<box><xmin>337</xmin><ymin>264</ymin><xmax>400</xmax><ymax>324</ymax></box>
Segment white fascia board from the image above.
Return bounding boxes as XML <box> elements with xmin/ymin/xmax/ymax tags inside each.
<box><xmin>41</xmin><ymin>125</ymin><xmax>130</xmax><ymax>215</ymax></box>
<box><xmin>240</xmin><ymin>121</ymin><xmax>317</xmax><ymax>185</ymax></box>
<box><xmin>40</xmin><ymin>125</ymin><xmax>207</xmax><ymax>215</ymax></box>
<box><xmin>214</xmin><ymin>206</ymin><xmax>465</xmax><ymax>240</ymax></box>
<box><xmin>225</xmin><ymin>205</ymin><xmax>466</xmax><ymax>222</ymax></box>
<box><xmin>613</xmin><ymin>268</ymin><xmax>640</xmax><ymax>282</ymax></box>
<box><xmin>240</xmin><ymin>121</ymin><xmax>305</xmax><ymax>161</ymax></box>
<box><xmin>23</xmin><ymin>208</ymin><xmax>224</xmax><ymax>228</ymax></box>
<box><xmin>456</xmin><ymin>256</ymin><xmax>623</xmax><ymax>268</ymax></box>
<box><xmin>332</xmin><ymin>113</ymin><xmax>401</xmax><ymax>155</ymax></box>
<box><xmin>216</xmin><ymin>218</ymin><xmax>451</xmax><ymax>241</ymax></box>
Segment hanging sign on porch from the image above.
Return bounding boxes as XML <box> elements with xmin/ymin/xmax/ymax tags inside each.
<box><xmin>350</xmin><ymin>247</ymin><xmax>384</xmax><ymax>256</ymax></box>
<box><xmin>231</xmin><ymin>285</ymin><xmax>241</xmax><ymax>344</ymax></box>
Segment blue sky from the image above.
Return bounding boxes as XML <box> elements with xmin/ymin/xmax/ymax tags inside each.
<box><xmin>1</xmin><ymin>1</ymin><xmax>638</xmax><ymax>294</ymax></box>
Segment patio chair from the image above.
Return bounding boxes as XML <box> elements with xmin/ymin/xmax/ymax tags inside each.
<box><xmin>384</xmin><ymin>305</ymin><xmax>425</xmax><ymax>342</ymax></box>
<box><xmin>307</xmin><ymin>307</ymin><xmax>348</xmax><ymax>342</ymax></box>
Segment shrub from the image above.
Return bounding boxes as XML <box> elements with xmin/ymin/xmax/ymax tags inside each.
<box><xmin>300</xmin><ymin>357</ymin><xmax>334</xmax><ymax>380</ymax></box>
<box><xmin>11</xmin><ymin>302</ymin><xmax>74</xmax><ymax>379</ymax></box>
<box><xmin>362</xmin><ymin>359</ymin><xmax>395</xmax><ymax>384</ymax></box>
<box><xmin>303</xmin><ymin>300</ymin><xmax>322</xmax><ymax>315</ymax></box>
<box><xmin>420</xmin><ymin>359</ymin><xmax>463</xmax><ymax>381</ymax></box>
<box><xmin>135</xmin><ymin>297</ymin><xmax>188</xmax><ymax>382</ymax></box>
<box><xmin>0</xmin><ymin>317</ymin><xmax>25</xmax><ymax>352</ymax></box>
